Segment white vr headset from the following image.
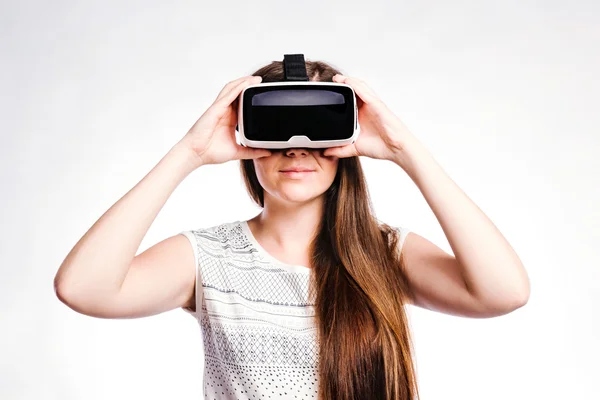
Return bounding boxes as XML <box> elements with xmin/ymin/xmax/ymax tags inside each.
<box><xmin>236</xmin><ymin>54</ymin><xmax>360</xmax><ymax>149</ymax></box>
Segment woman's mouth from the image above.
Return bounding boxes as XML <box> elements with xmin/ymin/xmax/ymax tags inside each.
<box><xmin>280</xmin><ymin>170</ymin><xmax>315</xmax><ymax>178</ymax></box>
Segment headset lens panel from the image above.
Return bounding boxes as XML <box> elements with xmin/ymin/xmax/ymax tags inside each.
<box><xmin>242</xmin><ymin>85</ymin><xmax>355</xmax><ymax>142</ymax></box>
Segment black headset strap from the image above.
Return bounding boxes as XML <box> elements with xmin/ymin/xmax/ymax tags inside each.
<box><xmin>283</xmin><ymin>54</ymin><xmax>309</xmax><ymax>81</ymax></box>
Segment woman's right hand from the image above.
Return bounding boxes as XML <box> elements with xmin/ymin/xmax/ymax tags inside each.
<box><xmin>179</xmin><ymin>75</ymin><xmax>273</xmax><ymax>166</ymax></box>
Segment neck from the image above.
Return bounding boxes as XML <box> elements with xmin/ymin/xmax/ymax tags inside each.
<box><xmin>248</xmin><ymin>196</ymin><xmax>324</xmax><ymax>258</ymax></box>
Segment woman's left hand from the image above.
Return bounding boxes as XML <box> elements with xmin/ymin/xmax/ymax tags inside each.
<box><xmin>323</xmin><ymin>74</ymin><xmax>419</xmax><ymax>161</ymax></box>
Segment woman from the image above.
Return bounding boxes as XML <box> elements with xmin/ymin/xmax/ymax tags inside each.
<box><xmin>54</xmin><ymin>59</ymin><xmax>530</xmax><ymax>400</ymax></box>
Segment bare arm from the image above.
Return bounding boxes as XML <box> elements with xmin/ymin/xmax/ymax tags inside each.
<box><xmin>54</xmin><ymin>75</ymin><xmax>271</xmax><ymax>318</ymax></box>
<box><xmin>325</xmin><ymin>73</ymin><xmax>529</xmax><ymax>318</ymax></box>
<box><xmin>54</xmin><ymin>143</ymin><xmax>201</xmax><ymax>317</ymax></box>
<box><xmin>396</xmin><ymin>142</ymin><xmax>530</xmax><ymax>318</ymax></box>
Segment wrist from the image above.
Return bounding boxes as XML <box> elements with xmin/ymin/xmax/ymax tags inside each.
<box><xmin>392</xmin><ymin>138</ymin><xmax>436</xmax><ymax>179</ymax></box>
<box><xmin>168</xmin><ymin>141</ymin><xmax>205</xmax><ymax>174</ymax></box>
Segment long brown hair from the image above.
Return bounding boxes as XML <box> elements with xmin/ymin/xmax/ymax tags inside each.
<box><xmin>239</xmin><ymin>59</ymin><xmax>419</xmax><ymax>400</ymax></box>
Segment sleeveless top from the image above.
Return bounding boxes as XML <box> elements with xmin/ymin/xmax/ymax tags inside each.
<box><xmin>179</xmin><ymin>220</ymin><xmax>410</xmax><ymax>400</ymax></box>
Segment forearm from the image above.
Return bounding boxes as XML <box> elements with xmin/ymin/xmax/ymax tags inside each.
<box><xmin>394</xmin><ymin>141</ymin><xmax>530</xmax><ymax>308</ymax></box>
<box><xmin>54</xmin><ymin>142</ymin><xmax>201</xmax><ymax>300</ymax></box>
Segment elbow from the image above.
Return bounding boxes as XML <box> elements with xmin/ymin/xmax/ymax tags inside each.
<box><xmin>496</xmin><ymin>265</ymin><xmax>531</xmax><ymax>313</ymax></box>
<box><xmin>513</xmin><ymin>269</ymin><xmax>531</xmax><ymax>308</ymax></box>
<box><xmin>54</xmin><ymin>265</ymin><xmax>74</xmax><ymax>304</ymax></box>
<box><xmin>475</xmin><ymin>278</ymin><xmax>530</xmax><ymax>317</ymax></box>
<box><xmin>499</xmin><ymin>278</ymin><xmax>531</xmax><ymax>314</ymax></box>
<box><xmin>507</xmin><ymin>290</ymin><xmax>529</xmax><ymax>312</ymax></box>
<box><xmin>54</xmin><ymin>276</ymin><xmax>66</xmax><ymax>300</ymax></box>
<box><xmin>478</xmin><ymin>292</ymin><xmax>529</xmax><ymax>318</ymax></box>
<box><xmin>54</xmin><ymin>277</ymin><xmax>76</xmax><ymax>308</ymax></box>
<box><xmin>53</xmin><ymin>274</ymin><xmax>88</xmax><ymax>311</ymax></box>
<box><xmin>513</xmin><ymin>284</ymin><xmax>530</xmax><ymax>309</ymax></box>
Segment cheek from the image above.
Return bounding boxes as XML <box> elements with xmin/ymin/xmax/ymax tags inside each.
<box><xmin>253</xmin><ymin>161</ymin><xmax>281</xmax><ymax>190</ymax></box>
<box><xmin>324</xmin><ymin>159</ymin><xmax>339</xmax><ymax>178</ymax></box>
<box><xmin>253</xmin><ymin>164</ymin><xmax>270</xmax><ymax>185</ymax></box>
<box><xmin>253</xmin><ymin>158</ymin><xmax>274</xmax><ymax>174</ymax></box>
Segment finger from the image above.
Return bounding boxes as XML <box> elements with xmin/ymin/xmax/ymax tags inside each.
<box><xmin>204</xmin><ymin>76</ymin><xmax>261</xmax><ymax>123</ymax></box>
<box><xmin>215</xmin><ymin>75</ymin><xmax>262</xmax><ymax>106</ymax></box>
<box><xmin>215</xmin><ymin>75</ymin><xmax>259</xmax><ymax>102</ymax></box>
<box><xmin>323</xmin><ymin>144</ymin><xmax>357</xmax><ymax>158</ymax></box>
<box><xmin>238</xmin><ymin>147</ymin><xmax>272</xmax><ymax>160</ymax></box>
<box><xmin>333</xmin><ymin>74</ymin><xmax>380</xmax><ymax>105</ymax></box>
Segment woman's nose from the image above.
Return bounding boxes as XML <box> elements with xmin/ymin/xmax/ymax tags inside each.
<box><xmin>284</xmin><ymin>148</ymin><xmax>309</xmax><ymax>157</ymax></box>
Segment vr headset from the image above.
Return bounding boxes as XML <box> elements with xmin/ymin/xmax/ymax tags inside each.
<box><xmin>235</xmin><ymin>54</ymin><xmax>360</xmax><ymax>149</ymax></box>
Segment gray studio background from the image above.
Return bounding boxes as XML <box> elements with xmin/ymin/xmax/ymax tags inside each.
<box><xmin>2</xmin><ymin>0</ymin><xmax>598</xmax><ymax>399</ymax></box>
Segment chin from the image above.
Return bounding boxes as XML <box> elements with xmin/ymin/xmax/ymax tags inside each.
<box><xmin>278</xmin><ymin>187</ymin><xmax>324</xmax><ymax>203</ymax></box>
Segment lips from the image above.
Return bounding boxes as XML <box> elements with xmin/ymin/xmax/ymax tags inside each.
<box><xmin>280</xmin><ymin>167</ymin><xmax>315</xmax><ymax>172</ymax></box>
